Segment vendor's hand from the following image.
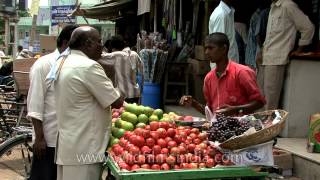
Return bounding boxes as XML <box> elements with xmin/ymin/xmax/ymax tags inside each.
<box><xmin>215</xmin><ymin>105</ymin><xmax>239</xmax><ymax>116</ymax></box>
<box><xmin>33</xmin><ymin>137</ymin><xmax>46</xmax><ymax>159</ymax></box>
<box><xmin>179</xmin><ymin>95</ymin><xmax>193</xmax><ymax>107</ymax></box>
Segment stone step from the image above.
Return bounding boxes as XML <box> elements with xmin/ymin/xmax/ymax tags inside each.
<box><xmin>275</xmin><ymin>138</ymin><xmax>320</xmax><ymax>180</ymax></box>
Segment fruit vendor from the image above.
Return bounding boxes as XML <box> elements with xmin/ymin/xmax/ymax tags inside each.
<box><xmin>181</xmin><ymin>32</ymin><xmax>266</xmax><ymax>116</ymax></box>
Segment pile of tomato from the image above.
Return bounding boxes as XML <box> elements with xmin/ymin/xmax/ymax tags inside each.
<box><xmin>110</xmin><ymin>121</ymin><xmax>232</xmax><ymax>171</ymax></box>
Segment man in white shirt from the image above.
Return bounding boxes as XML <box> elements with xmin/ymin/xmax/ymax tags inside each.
<box><xmin>209</xmin><ymin>0</ymin><xmax>239</xmax><ymax>62</ymax></box>
<box><xmin>260</xmin><ymin>0</ymin><xmax>314</xmax><ymax>110</ymax></box>
<box><xmin>27</xmin><ymin>24</ymin><xmax>79</xmax><ymax>180</ymax></box>
<box><xmin>99</xmin><ymin>35</ymin><xmax>144</xmax><ymax>104</ymax></box>
<box><xmin>54</xmin><ymin>26</ymin><xmax>123</xmax><ymax>180</ymax></box>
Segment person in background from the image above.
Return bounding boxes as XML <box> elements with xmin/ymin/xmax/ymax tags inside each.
<box><xmin>245</xmin><ymin>0</ymin><xmax>270</xmax><ymax>70</ymax></box>
<box><xmin>209</xmin><ymin>0</ymin><xmax>239</xmax><ymax>63</ymax></box>
<box><xmin>54</xmin><ymin>26</ymin><xmax>123</xmax><ymax>180</ymax></box>
<box><xmin>27</xmin><ymin>24</ymin><xmax>79</xmax><ymax>180</ymax></box>
<box><xmin>16</xmin><ymin>45</ymin><xmax>23</xmax><ymax>58</ymax></box>
<box><xmin>99</xmin><ymin>35</ymin><xmax>144</xmax><ymax>104</ymax></box>
<box><xmin>16</xmin><ymin>49</ymin><xmax>32</xmax><ymax>59</ymax></box>
<box><xmin>0</xmin><ymin>41</ymin><xmax>6</xmax><ymax>57</ymax></box>
<box><xmin>180</xmin><ymin>33</ymin><xmax>265</xmax><ymax>116</ymax></box>
<box><xmin>259</xmin><ymin>0</ymin><xmax>314</xmax><ymax>110</ymax></box>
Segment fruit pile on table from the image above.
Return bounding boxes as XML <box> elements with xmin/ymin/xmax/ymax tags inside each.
<box><xmin>108</xmin><ymin>104</ymin><xmax>233</xmax><ymax>171</ymax></box>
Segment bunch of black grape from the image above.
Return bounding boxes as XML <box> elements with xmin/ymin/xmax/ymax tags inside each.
<box><xmin>208</xmin><ymin>113</ymin><xmax>250</xmax><ymax>142</ymax></box>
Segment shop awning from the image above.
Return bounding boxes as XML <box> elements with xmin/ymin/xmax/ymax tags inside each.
<box><xmin>70</xmin><ymin>0</ymin><xmax>136</xmax><ymax>21</ymax></box>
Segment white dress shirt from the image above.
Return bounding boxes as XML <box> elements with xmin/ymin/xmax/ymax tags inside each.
<box><xmin>54</xmin><ymin>50</ymin><xmax>120</xmax><ymax>165</ymax></box>
<box><xmin>263</xmin><ymin>0</ymin><xmax>314</xmax><ymax>65</ymax></box>
<box><xmin>209</xmin><ymin>1</ymin><xmax>239</xmax><ymax>62</ymax></box>
<box><xmin>27</xmin><ymin>49</ymin><xmax>60</xmax><ymax>147</ymax></box>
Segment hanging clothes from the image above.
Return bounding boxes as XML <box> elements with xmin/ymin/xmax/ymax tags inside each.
<box><xmin>138</xmin><ymin>0</ymin><xmax>151</xmax><ymax>15</ymax></box>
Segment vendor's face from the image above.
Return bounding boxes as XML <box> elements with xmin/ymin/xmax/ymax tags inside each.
<box><xmin>86</xmin><ymin>30</ymin><xmax>103</xmax><ymax>60</ymax></box>
<box><xmin>204</xmin><ymin>42</ymin><xmax>226</xmax><ymax>63</ymax></box>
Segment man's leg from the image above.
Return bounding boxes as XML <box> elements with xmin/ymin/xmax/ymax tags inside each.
<box><xmin>57</xmin><ymin>163</ymin><xmax>103</xmax><ymax>180</ymax></box>
<box><xmin>29</xmin><ymin>147</ymin><xmax>57</xmax><ymax>180</ymax></box>
<box><xmin>263</xmin><ymin>65</ymin><xmax>286</xmax><ymax>110</ymax></box>
<box><xmin>257</xmin><ymin>64</ymin><xmax>265</xmax><ymax>95</ymax></box>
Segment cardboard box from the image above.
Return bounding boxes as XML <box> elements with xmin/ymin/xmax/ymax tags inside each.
<box><xmin>187</xmin><ymin>58</ymin><xmax>210</xmax><ymax>75</ymax></box>
<box><xmin>273</xmin><ymin>149</ymin><xmax>293</xmax><ymax>171</ymax></box>
<box><xmin>195</xmin><ymin>45</ymin><xmax>206</xmax><ymax>60</ymax></box>
<box><xmin>40</xmin><ymin>34</ymin><xmax>57</xmax><ymax>54</ymax></box>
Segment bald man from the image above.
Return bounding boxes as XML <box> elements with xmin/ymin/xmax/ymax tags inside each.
<box><xmin>53</xmin><ymin>26</ymin><xmax>123</xmax><ymax>180</ymax></box>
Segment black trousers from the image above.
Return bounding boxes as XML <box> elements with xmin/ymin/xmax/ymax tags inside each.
<box><xmin>29</xmin><ymin>147</ymin><xmax>57</xmax><ymax>180</ymax></box>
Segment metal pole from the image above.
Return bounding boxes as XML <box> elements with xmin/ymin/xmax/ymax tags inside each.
<box><xmin>4</xmin><ymin>17</ymin><xmax>9</xmax><ymax>55</ymax></box>
<box><xmin>29</xmin><ymin>14</ymin><xmax>37</xmax><ymax>52</ymax></box>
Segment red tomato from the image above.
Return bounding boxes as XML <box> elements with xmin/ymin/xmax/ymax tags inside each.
<box><xmin>191</xmin><ymin>128</ymin><xmax>200</xmax><ymax>134</ymax></box>
<box><xmin>141</xmin><ymin>164</ymin><xmax>151</xmax><ymax>169</ymax></box>
<box><xmin>178</xmin><ymin>145</ymin><xmax>187</xmax><ymax>154</ymax></box>
<box><xmin>198</xmin><ymin>132</ymin><xmax>207</xmax><ymax>140</ymax></box>
<box><xmin>131</xmin><ymin>135</ymin><xmax>145</xmax><ymax>148</ymax></box>
<box><xmin>177</xmin><ymin>154</ymin><xmax>186</xmax><ymax>164</ymax></box>
<box><xmin>198</xmin><ymin>162</ymin><xmax>206</xmax><ymax>168</ymax></box>
<box><xmin>161</xmin><ymin>148</ymin><xmax>169</xmax><ymax>154</ymax></box>
<box><xmin>189</xmin><ymin>133</ymin><xmax>197</xmax><ymax>140</ymax></box>
<box><xmin>131</xmin><ymin>164</ymin><xmax>140</xmax><ymax>171</ymax></box>
<box><xmin>124</xmin><ymin>131</ymin><xmax>133</xmax><ymax>140</ymax></box>
<box><xmin>191</xmin><ymin>155</ymin><xmax>201</xmax><ymax>163</ymax></box>
<box><xmin>159</xmin><ymin>122</ymin><xmax>169</xmax><ymax>130</ymax></box>
<box><xmin>119</xmin><ymin>162</ymin><xmax>131</xmax><ymax>171</ymax></box>
<box><xmin>141</xmin><ymin>146</ymin><xmax>152</xmax><ymax>154</ymax></box>
<box><xmin>146</xmin><ymin>154</ymin><xmax>155</xmax><ymax>164</ymax></box>
<box><xmin>157</xmin><ymin>128</ymin><xmax>167</xmax><ymax>138</ymax></box>
<box><xmin>170</xmin><ymin>147</ymin><xmax>180</xmax><ymax>155</ymax></box>
<box><xmin>142</xmin><ymin>129</ymin><xmax>151</xmax><ymax>139</ymax></box>
<box><xmin>152</xmin><ymin>145</ymin><xmax>162</xmax><ymax>155</ymax></box>
<box><xmin>156</xmin><ymin>154</ymin><xmax>167</xmax><ymax>164</ymax></box>
<box><xmin>123</xmin><ymin>153</ymin><xmax>135</xmax><ymax>166</ymax></box>
<box><xmin>173</xmin><ymin>135</ymin><xmax>183</xmax><ymax>144</ymax></box>
<box><xmin>129</xmin><ymin>146</ymin><xmax>140</xmax><ymax>155</ymax></box>
<box><xmin>166</xmin><ymin>128</ymin><xmax>176</xmax><ymax>138</ymax></box>
<box><xmin>167</xmin><ymin>141</ymin><xmax>177</xmax><ymax>149</ymax></box>
<box><xmin>164</xmin><ymin>137</ymin><xmax>173</xmax><ymax>143</ymax></box>
<box><xmin>166</xmin><ymin>155</ymin><xmax>176</xmax><ymax>165</ymax></box>
<box><xmin>157</xmin><ymin>138</ymin><xmax>167</xmax><ymax>148</ymax></box>
<box><xmin>193</xmin><ymin>138</ymin><xmax>201</xmax><ymax>145</ymax></box>
<box><xmin>187</xmin><ymin>144</ymin><xmax>196</xmax><ymax>153</ymax></box>
<box><xmin>134</xmin><ymin>128</ymin><xmax>144</xmax><ymax>137</ymax></box>
<box><xmin>161</xmin><ymin>163</ymin><xmax>170</xmax><ymax>170</ymax></box>
<box><xmin>189</xmin><ymin>163</ymin><xmax>198</xmax><ymax>169</ymax></box>
<box><xmin>151</xmin><ymin>164</ymin><xmax>161</xmax><ymax>170</ymax></box>
<box><xmin>146</xmin><ymin>138</ymin><xmax>156</xmax><ymax>148</ymax></box>
<box><xmin>205</xmin><ymin>158</ymin><xmax>216</xmax><ymax>168</ymax></box>
<box><xmin>136</xmin><ymin>155</ymin><xmax>146</xmax><ymax>165</ymax></box>
<box><xmin>150</xmin><ymin>131</ymin><xmax>160</xmax><ymax>140</ymax></box>
<box><xmin>145</xmin><ymin>125</ymin><xmax>151</xmax><ymax>130</ymax></box>
<box><xmin>150</xmin><ymin>121</ymin><xmax>160</xmax><ymax>131</ymax></box>
<box><xmin>174</xmin><ymin>164</ymin><xmax>180</xmax><ymax>170</ymax></box>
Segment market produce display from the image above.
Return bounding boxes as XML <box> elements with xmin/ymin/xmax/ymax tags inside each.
<box><xmin>109</xmin><ymin>122</ymin><xmax>230</xmax><ymax>171</ymax></box>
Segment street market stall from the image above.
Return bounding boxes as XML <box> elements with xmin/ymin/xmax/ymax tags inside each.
<box><xmin>106</xmin><ymin>103</ymin><xmax>288</xmax><ymax>179</ymax></box>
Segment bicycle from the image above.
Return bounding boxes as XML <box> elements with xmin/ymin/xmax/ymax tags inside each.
<box><xmin>0</xmin><ymin>58</ymin><xmax>36</xmax><ymax>179</ymax></box>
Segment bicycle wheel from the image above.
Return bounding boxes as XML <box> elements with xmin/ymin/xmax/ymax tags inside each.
<box><xmin>0</xmin><ymin>134</ymin><xmax>32</xmax><ymax>178</ymax></box>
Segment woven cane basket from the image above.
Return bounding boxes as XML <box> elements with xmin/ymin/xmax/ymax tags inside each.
<box><xmin>219</xmin><ymin>110</ymin><xmax>288</xmax><ymax>150</ymax></box>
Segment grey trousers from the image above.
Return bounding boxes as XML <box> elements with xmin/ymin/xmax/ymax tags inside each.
<box><xmin>257</xmin><ymin>65</ymin><xmax>286</xmax><ymax>110</ymax></box>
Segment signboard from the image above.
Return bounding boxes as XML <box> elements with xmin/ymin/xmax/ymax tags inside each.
<box><xmin>51</xmin><ymin>5</ymin><xmax>76</xmax><ymax>26</ymax></box>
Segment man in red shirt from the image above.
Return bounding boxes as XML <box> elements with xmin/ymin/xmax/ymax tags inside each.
<box><xmin>181</xmin><ymin>32</ymin><xmax>265</xmax><ymax>116</ymax></box>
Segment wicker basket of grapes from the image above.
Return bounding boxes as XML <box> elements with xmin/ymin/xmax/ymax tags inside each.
<box><xmin>208</xmin><ymin>110</ymin><xmax>288</xmax><ymax>150</ymax></box>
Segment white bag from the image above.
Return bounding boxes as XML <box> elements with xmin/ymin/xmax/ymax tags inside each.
<box><xmin>223</xmin><ymin>141</ymin><xmax>274</xmax><ymax>166</ymax></box>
